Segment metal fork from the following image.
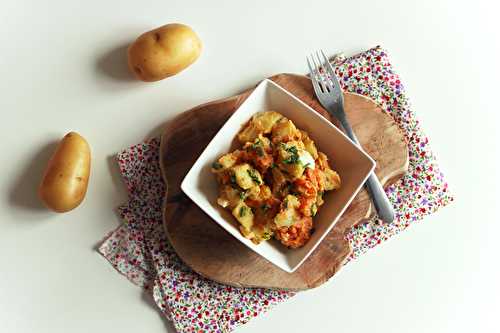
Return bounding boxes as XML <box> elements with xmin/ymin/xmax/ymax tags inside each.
<box><xmin>307</xmin><ymin>50</ymin><xmax>395</xmax><ymax>223</ymax></box>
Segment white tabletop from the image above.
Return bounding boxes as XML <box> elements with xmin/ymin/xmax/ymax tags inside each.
<box><xmin>1</xmin><ymin>1</ymin><xmax>499</xmax><ymax>332</ymax></box>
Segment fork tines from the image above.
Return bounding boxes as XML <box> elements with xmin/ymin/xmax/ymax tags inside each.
<box><xmin>307</xmin><ymin>50</ymin><xmax>342</xmax><ymax>98</ymax></box>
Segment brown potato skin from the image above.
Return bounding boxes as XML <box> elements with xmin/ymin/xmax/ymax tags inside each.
<box><xmin>38</xmin><ymin>132</ymin><xmax>91</xmax><ymax>213</ymax></box>
<box><xmin>127</xmin><ymin>23</ymin><xmax>202</xmax><ymax>82</ymax></box>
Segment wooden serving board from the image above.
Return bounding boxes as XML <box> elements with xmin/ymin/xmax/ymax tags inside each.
<box><xmin>160</xmin><ymin>73</ymin><xmax>408</xmax><ymax>290</ymax></box>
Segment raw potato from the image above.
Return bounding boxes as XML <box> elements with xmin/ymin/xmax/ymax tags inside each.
<box><xmin>38</xmin><ymin>132</ymin><xmax>91</xmax><ymax>213</ymax></box>
<box><xmin>127</xmin><ymin>23</ymin><xmax>202</xmax><ymax>82</ymax></box>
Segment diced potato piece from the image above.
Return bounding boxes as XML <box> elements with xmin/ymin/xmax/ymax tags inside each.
<box><xmin>212</xmin><ymin>152</ymin><xmax>238</xmax><ymax>172</ymax></box>
<box><xmin>232</xmin><ymin>202</ymin><xmax>254</xmax><ymax>230</ymax></box>
<box><xmin>238</xmin><ymin>111</ymin><xmax>283</xmax><ymax>143</ymax></box>
<box><xmin>276</xmin><ymin>141</ymin><xmax>295</xmax><ymax>161</ymax></box>
<box><xmin>259</xmin><ymin>185</ymin><xmax>272</xmax><ymax>200</ymax></box>
<box><xmin>274</xmin><ymin>195</ymin><xmax>301</xmax><ymax>228</ymax></box>
<box><xmin>243</xmin><ymin>134</ymin><xmax>271</xmax><ymax>153</ymax></box>
<box><xmin>246</xmin><ymin>186</ymin><xmax>260</xmax><ymax>201</ymax></box>
<box><xmin>283</xmin><ymin>140</ymin><xmax>305</xmax><ymax>152</ymax></box>
<box><xmin>282</xmin><ymin>163</ymin><xmax>305</xmax><ymax>180</ymax></box>
<box><xmin>277</xmin><ymin>141</ymin><xmax>306</xmax><ymax>180</ymax></box>
<box><xmin>237</xmin><ymin>125</ymin><xmax>260</xmax><ymax>145</ymax></box>
<box><xmin>301</xmin><ymin>131</ymin><xmax>319</xmax><ymax>159</ymax></box>
<box><xmin>310</xmin><ymin>202</ymin><xmax>318</xmax><ymax>216</ymax></box>
<box><xmin>239</xmin><ymin>224</ymin><xmax>272</xmax><ymax>244</ymax></box>
<box><xmin>283</xmin><ymin>194</ymin><xmax>300</xmax><ymax>209</ymax></box>
<box><xmin>271</xmin><ymin>118</ymin><xmax>301</xmax><ymax>143</ymax></box>
<box><xmin>219</xmin><ymin>152</ymin><xmax>238</xmax><ymax>169</ymax></box>
<box><xmin>317</xmin><ymin>170</ymin><xmax>327</xmax><ymax>190</ymax></box>
<box><xmin>232</xmin><ymin>163</ymin><xmax>262</xmax><ymax>190</ymax></box>
<box><xmin>251</xmin><ymin>224</ymin><xmax>274</xmax><ymax>243</ymax></box>
<box><xmin>242</xmin><ymin>135</ymin><xmax>274</xmax><ymax>173</ymax></box>
<box><xmin>274</xmin><ymin>208</ymin><xmax>299</xmax><ymax>228</ymax></box>
<box><xmin>297</xmin><ymin>150</ymin><xmax>315</xmax><ymax>170</ymax></box>
<box><xmin>217</xmin><ymin>197</ymin><xmax>230</xmax><ymax>208</ymax></box>
<box><xmin>315</xmin><ymin>152</ymin><xmax>341</xmax><ymax>191</ymax></box>
<box><xmin>247</xmin><ymin>185</ymin><xmax>272</xmax><ymax>201</ymax></box>
<box><xmin>239</xmin><ymin>225</ymin><xmax>255</xmax><ymax>239</ymax></box>
<box><xmin>316</xmin><ymin>192</ymin><xmax>324</xmax><ymax>207</ymax></box>
<box><xmin>232</xmin><ymin>164</ymin><xmax>254</xmax><ymax>189</ymax></box>
<box><xmin>255</xmin><ymin>111</ymin><xmax>283</xmax><ymax>132</ymax></box>
<box><xmin>242</xmin><ymin>135</ymin><xmax>273</xmax><ymax>174</ymax></box>
<box><xmin>217</xmin><ymin>185</ymin><xmax>243</xmax><ymax>209</ymax></box>
<box><xmin>316</xmin><ymin>152</ymin><xmax>329</xmax><ymax>170</ymax></box>
<box><xmin>258</xmin><ymin>135</ymin><xmax>271</xmax><ymax>151</ymax></box>
<box><xmin>323</xmin><ymin>168</ymin><xmax>341</xmax><ymax>191</ymax></box>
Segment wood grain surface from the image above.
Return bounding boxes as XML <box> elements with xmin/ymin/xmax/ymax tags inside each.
<box><xmin>160</xmin><ymin>73</ymin><xmax>408</xmax><ymax>290</ymax></box>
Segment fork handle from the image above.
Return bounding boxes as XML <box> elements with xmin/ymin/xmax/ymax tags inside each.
<box><xmin>338</xmin><ymin>116</ymin><xmax>395</xmax><ymax>223</ymax></box>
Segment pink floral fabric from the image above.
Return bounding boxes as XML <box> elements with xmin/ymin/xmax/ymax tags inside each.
<box><xmin>98</xmin><ymin>46</ymin><xmax>454</xmax><ymax>332</ymax></box>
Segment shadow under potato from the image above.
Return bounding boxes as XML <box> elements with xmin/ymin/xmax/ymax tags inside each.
<box><xmin>9</xmin><ymin>141</ymin><xmax>59</xmax><ymax>212</ymax></box>
<box><xmin>96</xmin><ymin>44</ymin><xmax>136</xmax><ymax>82</ymax></box>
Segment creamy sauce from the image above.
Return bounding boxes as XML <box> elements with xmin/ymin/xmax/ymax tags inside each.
<box><xmin>298</xmin><ymin>150</ymin><xmax>315</xmax><ymax>169</ymax></box>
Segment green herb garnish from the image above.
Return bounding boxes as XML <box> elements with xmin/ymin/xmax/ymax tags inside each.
<box><xmin>261</xmin><ymin>232</ymin><xmax>272</xmax><ymax>240</ymax></box>
<box><xmin>282</xmin><ymin>146</ymin><xmax>299</xmax><ymax>164</ymax></box>
<box><xmin>239</xmin><ymin>191</ymin><xmax>247</xmax><ymax>200</ymax></box>
<box><xmin>247</xmin><ymin>169</ymin><xmax>261</xmax><ymax>185</ymax></box>
<box><xmin>230</xmin><ymin>174</ymin><xmax>240</xmax><ymax>190</ymax></box>
<box><xmin>239</xmin><ymin>206</ymin><xmax>247</xmax><ymax>217</ymax></box>
<box><xmin>310</xmin><ymin>204</ymin><xmax>317</xmax><ymax>216</ymax></box>
<box><xmin>212</xmin><ymin>162</ymin><xmax>223</xmax><ymax>170</ymax></box>
<box><xmin>283</xmin><ymin>156</ymin><xmax>299</xmax><ymax>164</ymax></box>
<box><xmin>250</xmin><ymin>139</ymin><xmax>264</xmax><ymax>157</ymax></box>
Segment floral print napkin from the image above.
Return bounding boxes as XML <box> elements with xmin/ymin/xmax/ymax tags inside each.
<box><xmin>98</xmin><ymin>46</ymin><xmax>454</xmax><ymax>333</ymax></box>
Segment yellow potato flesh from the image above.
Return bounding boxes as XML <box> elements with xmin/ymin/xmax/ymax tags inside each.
<box><xmin>128</xmin><ymin>23</ymin><xmax>202</xmax><ymax>82</ymax></box>
<box><xmin>38</xmin><ymin>132</ymin><xmax>91</xmax><ymax>213</ymax></box>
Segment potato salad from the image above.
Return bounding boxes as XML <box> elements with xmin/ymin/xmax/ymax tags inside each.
<box><xmin>211</xmin><ymin>111</ymin><xmax>341</xmax><ymax>248</ymax></box>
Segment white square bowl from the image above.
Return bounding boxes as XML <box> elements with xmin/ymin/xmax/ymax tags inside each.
<box><xmin>181</xmin><ymin>79</ymin><xmax>375</xmax><ymax>273</ymax></box>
